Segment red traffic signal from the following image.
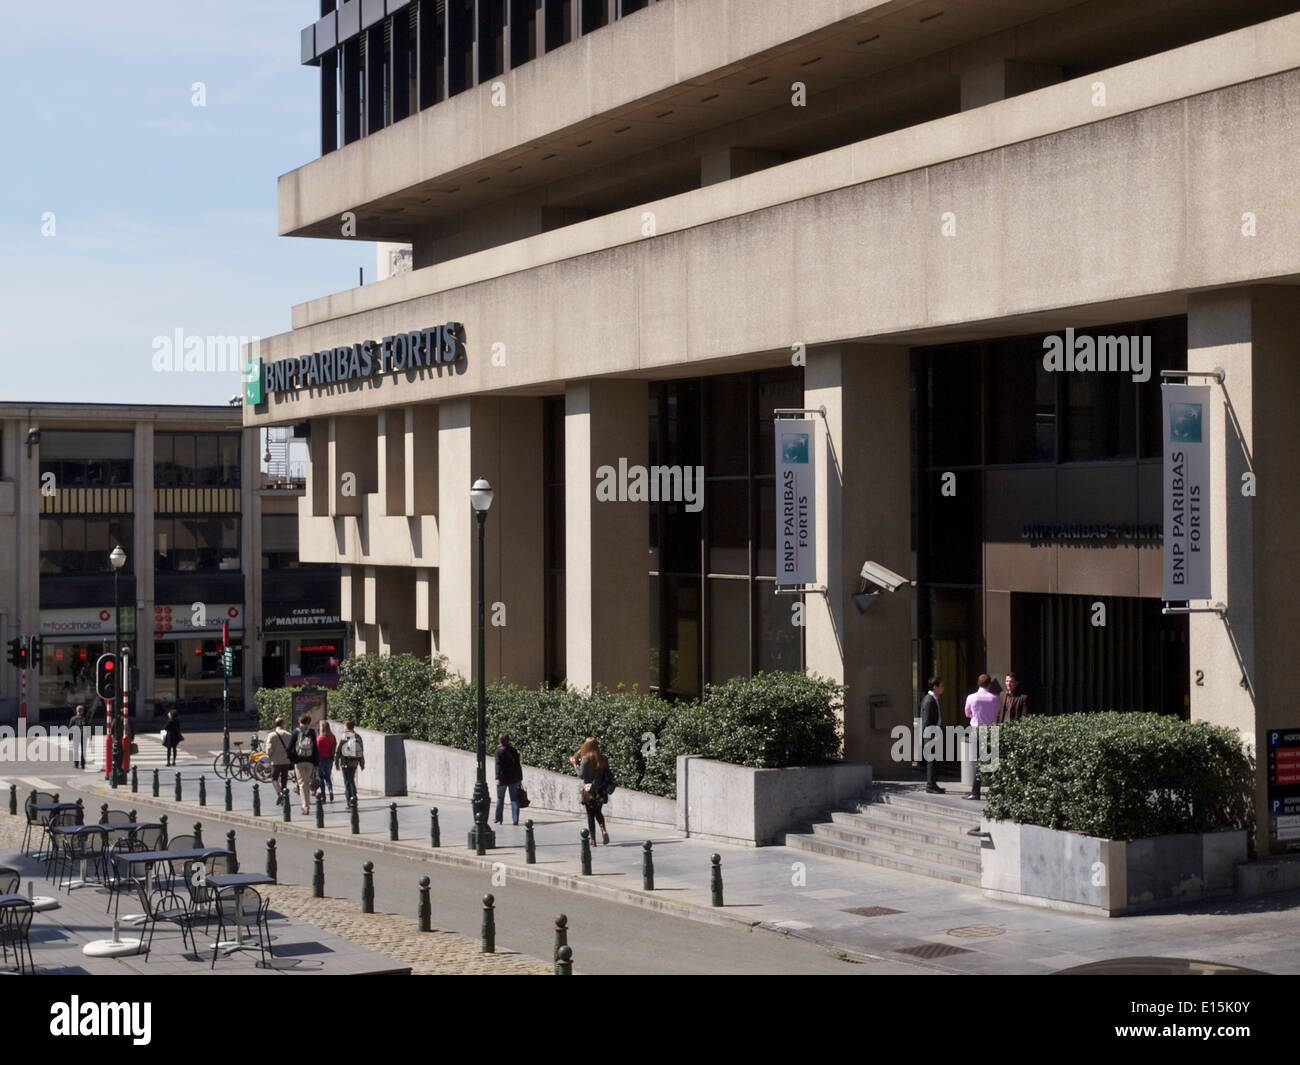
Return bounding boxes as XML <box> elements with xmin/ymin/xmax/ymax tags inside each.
<box><xmin>96</xmin><ymin>653</ymin><xmax>119</xmax><ymax>700</ymax></box>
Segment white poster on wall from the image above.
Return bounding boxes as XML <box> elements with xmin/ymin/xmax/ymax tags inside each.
<box><xmin>775</xmin><ymin>418</ymin><xmax>817</xmax><ymax>586</ymax></box>
<box><xmin>1161</xmin><ymin>384</ymin><xmax>1211</xmax><ymax>600</ymax></box>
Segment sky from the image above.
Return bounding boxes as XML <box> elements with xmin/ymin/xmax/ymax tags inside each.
<box><xmin>0</xmin><ymin>1</ymin><xmax>371</xmax><ymax>406</ymax></box>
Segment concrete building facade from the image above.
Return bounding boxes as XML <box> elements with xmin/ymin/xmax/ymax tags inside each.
<box><xmin>247</xmin><ymin>1</ymin><xmax>1300</xmax><ymax>853</ymax></box>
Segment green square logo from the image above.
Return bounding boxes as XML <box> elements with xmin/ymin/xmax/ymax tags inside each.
<box><xmin>243</xmin><ymin>357</ymin><xmax>264</xmax><ymax>405</ymax></box>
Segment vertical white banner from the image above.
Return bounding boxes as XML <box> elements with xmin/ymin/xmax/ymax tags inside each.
<box><xmin>1162</xmin><ymin>384</ymin><xmax>1211</xmax><ymax>600</ymax></box>
<box><xmin>776</xmin><ymin>418</ymin><xmax>817</xmax><ymax>586</ymax></box>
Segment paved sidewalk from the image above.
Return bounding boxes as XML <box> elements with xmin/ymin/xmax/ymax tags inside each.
<box><xmin>71</xmin><ymin>759</ymin><xmax>1300</xmax><ymax>975</ymax></box>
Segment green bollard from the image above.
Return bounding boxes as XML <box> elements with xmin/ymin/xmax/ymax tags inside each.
<box><xmin>74</xmin><ymin>799</ymin><xmax>84</xmax><ymax>826</ymax></box>
<box><xmin>525</xmin><ymin>820</ymin><xmax>536</xmax><ymax>864</ymax></box>
<box><xmin>152</xmin><ymin>768</ymin><xmax>159</xmax><ymax>798</ymax></box>
<box><xmin>131</xmin><ymin>766</ymin><xmax>138</xmax><ymax>793</ymax></box>
<box><xmin>316</xmin><ymin>795</ymin><xmax>325</xmax><ymax>828</ymax></box>
<box><xmin>553</xmin><ymin>914</ymin><xmax>568</xmax><ymax>962</ymax></box>
<box><xmin>481</xmin><ymin>894</ymin><xmax>495</xmax><ymax>954</ymax></box>
<box><xmin>710</xmin><ymin>853</ymin><xmax>723</xmax><ymax>907</ymax></box>
<box><xmin>174</xmin><ymin>773</ymin><xmax>182</xmax><ymax>802</ymax></box>
<box><xmin>266</xmin><ymin>839</ymin><xmax>277</xmax><ymax>882</ymax></box>
<box><xmin>312</xmin><ymin>850</ymin><xmax>324</xmax><ymax>899</ymax></box>
<box><xmin>362</xmin><ymin>862</ymin><xmax>374</xmax><ymax>913</ymax></box>
<box><xmin>389</xmin><ymin>803</ymin><xmax>399</xmax><ymax>841</ymax></box>
<box><xmin>158</xmin><ymin>813</ymin><xmax>168</xmax><ymax>841</ymax></box>
<box><xmin>418</xmin><ymin>876</ymin><xmax>431</xmax><ymax>932</ymax></box>
<box><xmin>350</xmin><ymin>798</ymin><xmax>359</xmax><ymax>835</ymax></box>
<box><xmin>99</xmin><ymin>803</ymin><xmax>109</xmax><ymax>825</ymax></box>
<box><xmin>642</xmin><ymin>840</ymin><xmax>654</xmax><ymax>891</ymax></box>
<box><xmin>475</xmin><ymin>812</ymin><xmax>486</xmax><ymax>856</ymax></box>
<box><xmin>252</xmin><ymin>784</ymin><xmax>261</xmax><ymax>817</ymax></box>
<box><xmin>579</xmin><ymin>830</ymin><xmax>591</xmax><ymax>875</ymax></box>
<box><xmin>227</xmin><ymin>830</ymin><xmax>238</xmax><ymax>873</ymax></box>
<box><xmin>556</xmin><ymin>944</ymin><xmax>573</xmax><ymax>975</ymax></box>
<box><xmin>7</xmin><ymin>784</ymin><xmax>15</xmax><ymax>816</ymax></box>
<box><xmin>430</xmin><ymin>808</ymin><xmax>440</xmax><ymax>848</ymax></box>
<box><xmin>199</xmin><ymin>776</ymin><xmax>207</xmax><ymax>807</ymax></box>
<box><xmin>225</xmin><ymin>779</ymin><xmax>233</xmax><ymax>812</ymax></box>
<box><xmin>193</xmin><ymin>822</ymin><xmax>203</xmax><ymax>848</ymax></box>
<box><xmin>128</xmin><ymin>809</ymin><xmax>137</xmax><ymax>824</ymax></box>
<box><xmin>282</xmin><ymin>789</ymin><xmax>291</xmax><ymax>823</ymax></box>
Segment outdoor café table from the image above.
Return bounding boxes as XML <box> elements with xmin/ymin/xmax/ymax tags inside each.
<box><xmin>100</xmin><ymin>822</ymin><xmax>163</xmax><ymax>841</ymax></box>
<box><xmin>117</xmin><ymin>848</ymin><xmax>232</xmax><ymax>897</ymax></box>
<box><xmin>206</xmin><ymin>873</ymin><xmax>274</xmax><ymax>954</ymax></box>
<box><xmin>48</xmin><ymin>824</ymin><xmax>107</xmax><ymax>890</ymax></box>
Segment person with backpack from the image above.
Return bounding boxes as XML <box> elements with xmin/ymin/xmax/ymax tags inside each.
<box><xmin>337</xmin><ymin>720</ymin><xmax>365</xmax><ymax>807</ymax></box>
<box><xmin>568</xmin><ymin>736</ymin><xmax>615</xmax><ymax>845</ymax></box>
<box><xmin>493</xmin><ymin>732</ymin><xmax>524</xmax><ymax>826</ymax></box>
<box><xmin>315</xmin><ymin>720</ymin><xmax>337</xmax><ymax>803</ymax></box>
<box><xmin>291</xmin><ymin>714</ymin><xmax>319</xmax><ymax>814</ymax></box>
<box><xmin>265</xmin><ymin>716</ymin><xmax>294</xmax><ymax>802</ymax></box>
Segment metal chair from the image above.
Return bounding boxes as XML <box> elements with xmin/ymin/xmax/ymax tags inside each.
<box><xmin>0</xmin><ymin>904</ymin><xmax>36</xmax><ymax>974</ymax></box>
<box><xmin>20</xmin><ymin>791</ymin><xmax>57</xmax><ymax>855</ymax></box>
<box><xmin>54</xmin><ymin>827</ymin><xmax>106</xmax><ymax>895</ymax></box>
<box><xmin>103</xmin><ymin>838</ymin><xmax>146</xmax><ymax>919</ymax></box>
<box><xmin>210</xmin><ymin>887</ymin><xmax>271</xmax><ymax>968</ymax></box>
<box><xmin>0</xmin><ymin>867</ymin><xmax>21</xmax><ymax>896</ymax></box>
<box><xmin>132</xmin><ymin>882</ymin><xmax>195</xmax><ymax>960</ymax></box>
<box><xmin>158</xmin><ymin>835</ymin><xmax>197</xmax><ymax>890</ymax></box>
<box><xmin>134</xmin><ymin>824</ymin><xmax>167</xmax><ymax>852</ymax></box>
<box><xmin>101</xmin><ymin>808</ymin><xmax>132</xmax><ymax>825</ymax></box>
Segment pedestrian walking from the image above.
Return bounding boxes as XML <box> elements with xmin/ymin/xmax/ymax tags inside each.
<box><xmin>265</xmin><ymin>716</ymin><xmax>294</xmax><ymax>801</ymax></box>
<box><xmin>161</xmin><ymin>709</ymin><xmax>184</xmax><ymax>767</ymax></box>
<box><xmin>963</xmin><ymin>674</ymin><xmax>999</xmax><ymax>801</ymax></box>
<box><xmin>316</xmin><ymin>720</ymin><xmax>337</xmax><ymax>803</ymax></box>
<box><xmin>493</xmin><ymin>732</ymin><xmax>523</xmax><ymax>825</ymax></box>
<box><xmin>337</xmin><ymin>720</ymin><xmax>365</xmax><ymax>806</ymax></box>
<box><xmin>996</xmin><ymin>672</ymin><xmax>1031</xmax><ymax>723</ymax></box>
<box><xmin>291</xmin><ymin>714</ymin><xmax>319</xmax><ymax>815</ymax></box>
<box><xmin>918</xmin><ymin>677</ymin><xmax>945</xmax><ymax>794</ymax></box>
<box><xmin>71</xmin><ymin>705</ymin><xmax>86</xmax><ymax>769</ymax></box>
<box><xmin>568</xmin><ymin>737</ymin><xmax>615</xmax><ymax>845</ymax></box>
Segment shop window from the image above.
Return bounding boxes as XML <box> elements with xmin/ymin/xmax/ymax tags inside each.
<box><xmin>39</xmin><ymin>517</ymin><xmax>133</xmax><ymax>575</ymax></box>
<box><xmin>988</xmin><ymin>336</ymin><xmax>1055</xmax><ymax>464</ymax></box>
<box><xmin>156</xmin><ymin>516</ymin><xmax>239</xmax><ymax>573</ymax></box>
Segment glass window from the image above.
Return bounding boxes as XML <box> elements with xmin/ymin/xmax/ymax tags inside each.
<box><xmin>1063</xmin><ymin>332</ymin><xmax>1137</xmax><ymax>461</ymax></box>
<box><xmin>61</xmin><ymin>519</ymin><xmax>85</xmax><ymax>573</ymax></box>
<box><xmin>927</xmin><ymin>344</ymin><xmax>982</xmax><ymax>467</ymax></box>
<box><xmin>989</xmin><ymin>337</ymin><xmax>1055</xmax><ymax>464</ymax></box>
<box><xmin>708</xmin><ymin>578</ymin><xmax>749</xmax><ymax>683</ymax></box>
<box><xmin>706</xmin><ymin>376</ymin><xmax>749</xmax><ymax>477</ymax></box>
<box><xmin>40</xmin><ymin>519</ymin><xmax>61</xmax><ymax>574</ymax></box>
<box><xmin>219</xmin><ymin>436</ymin><xmax>241</xmax><ymax>487</ymax></box>
<box><xmin>664</xmin><ymin>576</ymin><xmax>701</xmax><ymax>697</ymax></box>
<box><xmin>757</xmin><ymin>583</ymin><xmax>802</xmax><ymax>673</ymax></box>
<box><xmin>1141</xmin><ymin>317</ymin><xmax>1188</xmax><ymax>459</ymax></box>
<box><xmin>707</xmin><ymin>479</ymin><xmax>749</xmax><ymax>575</ymax></box>
<box><xmin>171</xmin><ymin>435</ymin><xmax>196</xmax><ymax>487</ymax></box>
<box><xmin>196</xmin><ymin>436</ymin><xmax>220</xmax><ymax>487</ymax></box>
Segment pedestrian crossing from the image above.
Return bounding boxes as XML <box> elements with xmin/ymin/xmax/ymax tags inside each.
<box><xmin>128</xmin><ymin>734</ymin><xmax>201</xmax><ymax>769</ymax></box>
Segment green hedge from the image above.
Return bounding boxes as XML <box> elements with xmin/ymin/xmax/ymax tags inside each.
<box><xmin>981</xmin><ymin>712</ymin><xmax>1254</xmax><ymax>841</ymax></box>
<box><xmin>256</xmin><ymin>657</ymin><xmax>844</xmax><ymax>799</ymax></box>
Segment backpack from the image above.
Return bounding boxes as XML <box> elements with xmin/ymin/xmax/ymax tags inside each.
<box><xmin>294</xmin><ymin>727</ymin><xmax>315</xmax><ymax>759</ymax></box>
<box><xmin>600</xmin><ymin>764</ymin><xmax>617</xmax><ymax>798</ymax></box>
<box><xmin>340</xmin><ymin>731</ymin><xmax>362</xmax><ymax>760</ymax></box>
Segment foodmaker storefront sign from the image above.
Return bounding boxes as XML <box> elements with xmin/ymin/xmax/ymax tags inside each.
<box><xmin>1161</xmin><ymin>384</ymin><xmax>1211</xmax><ymax>600</ymax></box>
<box><xmin>775</xmin><ymin>419</ymin><xmax>816</xmax><ymax>586</ymax></box>
<box><xmin>258</xmin><ymin>322</ymin><xmax>464</xmax><ymax>396</ymax></box>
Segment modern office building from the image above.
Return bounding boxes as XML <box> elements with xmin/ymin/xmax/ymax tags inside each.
<box><xmin>0</xmin><ymin>405</ymin><xmax>342</xmax><ymax>722</ymax></box>
<box><xmin>246</xmin><ymin>0</ymin><xmax>1300</xmax><ymax>852</ymax></box>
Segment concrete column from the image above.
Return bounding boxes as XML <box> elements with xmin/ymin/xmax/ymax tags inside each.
<box><xmin>564</xmin><ymin>379</ymin><xmax>649</xmax><ymax>692</ymax></box>
<box><xmin>378</xmin><ymin>410</ymin><xmax>406</xmax><ymax>517</ymax></box>
<box><xmin>329</xmin><ymin>415</ymin><xmax>377</xmax><ymax>517</ymax></box>
<box><xmin>959</xmin><ymin>59</ymin><xmax>1063</xmax><ymax>111</ymax></box>
<box><xmin>1188</xmin><ymin>287</ymin><xmax>1300</xmax><ymax>855</ymax></box>
<box><xmin>374</xmin><ymin>566</ymin><xmax>424</xmax><ymax>656</ymax></box>
<box><xmin>241</xmin><ymin>428</ymin><xmax>261</xmax><ymax>713</ymax></box>
<box><xmin>133</xmin><ymin>424</ymin><xmax>156</xmax><ymax>720</ymax></box>
<box><xmin>307</xmin><ymin>419</ymin><xmax>330</xmax><ymax>518</ymax></box>
<box><xmin>405</xmin><ymin>405</ymin><xmax>438</xmax><ymax>516</ymax></box>
<box><xmin>805</xmin><ymin>345</ymin><xmax>914</xmax><ymax>767</ymax></box>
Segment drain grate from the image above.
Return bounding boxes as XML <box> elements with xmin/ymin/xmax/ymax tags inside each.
<box><xmin>946</xmin><ymin>925</ymin><xmax>1006</xmax><ymax>939</ymax></box>
<box><xmin>896</xmin><ymin>942</ymin><xmax>974</xmax><ymax>959</ymax></box>
<box><xmin>842</xmin><ymin>906</ymin><xmax>903</xmax><ymax>917</ymax></box>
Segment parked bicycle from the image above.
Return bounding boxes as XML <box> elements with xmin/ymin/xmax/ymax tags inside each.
<box><xmin>212</xmin><ymin>736</ymin><xmax>272</xmax><ymax>783</ymax></box>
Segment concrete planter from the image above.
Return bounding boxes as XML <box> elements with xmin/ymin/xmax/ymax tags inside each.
<box><xmin>676</xmin><ymin>755</ymin><xmax>873</xmax><ymax>846</ymax></box>
<box><xmin>979</xmin><ymin>819</ymin><xmax>1246</xmax><ymax>916</ymax></box>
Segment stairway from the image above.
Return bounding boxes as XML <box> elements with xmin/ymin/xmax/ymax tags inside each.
<box><xmin>785</xmin><ymin>782</ymin><xmax>985</xmax><ymax>886</ymax></box>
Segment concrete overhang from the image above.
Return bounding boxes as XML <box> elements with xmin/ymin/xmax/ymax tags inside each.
<box><xmin>277</xmin><ymin>0</ymin><xmax>1088</xmax><ymax>241</ymax></box>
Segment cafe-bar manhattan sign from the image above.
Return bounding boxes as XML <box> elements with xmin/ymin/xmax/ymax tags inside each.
<box><xmin>245</xmin><ymin>321</ymin><xmax>464</xmax><ymax>402</ymax></box>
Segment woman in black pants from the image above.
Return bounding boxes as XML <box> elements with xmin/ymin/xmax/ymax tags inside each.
<box><xmin>569</xmin><ymin>737</ymin><xmax>611</xmax><ymax>845</ymax></box>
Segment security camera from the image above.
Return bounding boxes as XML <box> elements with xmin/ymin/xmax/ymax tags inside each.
<box><xmin>859</xmin><ymin>561</ymin><xmax>911</xmax><ymax>594</ymax></box>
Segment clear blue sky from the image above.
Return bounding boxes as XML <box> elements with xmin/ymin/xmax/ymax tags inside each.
<box><xmin>0</xmin><ymin>1</ymin><xmax>369</xmax><ymax>406</ymax></box>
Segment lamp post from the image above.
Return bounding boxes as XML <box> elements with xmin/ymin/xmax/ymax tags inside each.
<box><xmin>468</xmin><ymin>477</ymin><xmax>495</xmax><ymax>851</ymax></box>
<box><xmin>109</xmin><ymin>545</ymin><xmax>126</xmax><ymax>787</ymax></box>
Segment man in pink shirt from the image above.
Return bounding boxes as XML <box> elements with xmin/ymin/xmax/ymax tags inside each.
<box><xmin>963</xmin><ymin>674</ymin><xmax>999</xmax><ymax>801</ymax></box>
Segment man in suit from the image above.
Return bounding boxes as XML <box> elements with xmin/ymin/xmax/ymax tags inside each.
<box><xmin>918</xmin><ymin>677</ymin><xmax>945</xmax><ymax>794</ymax></box>
<box><xmin>997</xmin><ymin>672</ymin><xmax>1031</xmax><ymax>723</ymax></box>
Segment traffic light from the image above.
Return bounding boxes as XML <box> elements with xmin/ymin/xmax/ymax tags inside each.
<box><xmin>9</xmin><ymin>638</ymin><xmax>29</xmax><ymax>669</ymax></box>
<box><xmin>96</xmin><ymin>653</ymin><xmax>119</xmax><ymax>700</ymax></box>
<box><xmin>29</xmin><ymin>637</ymin><xmax>42</xmax><ymax>670</ymax></box>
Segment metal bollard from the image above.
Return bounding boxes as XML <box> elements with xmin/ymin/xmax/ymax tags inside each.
<box><xmin>193</xmin><ymin>822</ymin><xmax>203</xmax><ymax>848</ymax></box>
<box><xmin>128</xmin><ymin>809</ymin><xmax>137</xmax><ymax>825</ymax></box>
<box><xmin>266</xmin><ymin>838</ymin><xmax>277</xmax><ymax>882</ymax></box>
<box><xmin>710</xmin><ymin>853</ymin><xmax>723</xmax><ymax>907</ymax></box>
<box><xmin>430</xmin><ymin>808</ymin><xmax>440</xmax><ymax>848</ymax></box>
<box><xmin>199</xmin><ymin>776</ymin><xmax>207</xmax><ymax>807</ymax></box>
<box><xmin>350</xmin><ymin>798</ymin><xmax>359</xmax><ymax>835</ymax></box>
<box><xmin>227</xmin><ymin>830</ymin><xmax>238</xmax><ymax>873</ymax></box>
<box><xmin>316</xmin><ymin>795</ymin><xmax>325</xmax><ymax>829</ymax></box>
<box><xmin>418</xmin><ymin>876</ymin><xmax>431</xmax><ymax>932</ymax></box>
<box><xmin>642</xmin><ymin>840</ymin><xmax>654</xmax><ymax>891</ymax></box>
<box><xmin>159</xmin><ymin>813</ymin><xmax>167</xmax><ymax>840</ymax></box>
<box><xmin>556</xmin><ymin>944</ymin><xmax>573</xmax><ymax>975</ymax></box>
<box><xmin>99</xmin><ymin>803</ymin><xmax>108</xmax><ymax>825</ymax></box>
<box><xmin>252</xmin><ymin>784</ymin><xmax>261</xmax><ymax>817</ymax></box>
<box><xmin>225</xmin><ymin>779</ymin><xmax>233</xmax><ymax>812</ymax></box>
<box><xmin>312</xmin><ymin>850</ymin><xmax>324</xmax><ymax>899</ymax></box>
<box><xmin>474</xmin><ymin>812</ymin><xmax>486</xmax><ymax>856</ymax></box>
<box><xmin>75</xmin><ymin>799</ymin><xmax>84</xmax><ymax>826</ymax></box>
<box><xmin>282</xmin><ymin>789</ymin><xmax>291</xmax><ymax>823</ymax></box>
<box><xmin>525</xmin><ymin>820</ymin><xmax>536</xmax><ymax>864</ymax></box>
<box><xmin>389</xmin><ymin>803</ymin><xmax>399</xmax><ymax>841</ymax></box>
<box><xmin>579</xmin><ymin>830</ymin><xmax>592</xmax><ymax>875</ymax></box>
<box><xmin>553</xmin><ymin>914</ymin><xmax>568</xmax><ymax>962</ymax></box>
<box><xmin>481</xmin><ymin>894</ymin><xmax>495</xmax><ymax>954</ymax></box>
<box><xmin>152</xmin><ymin>768</ymin><xmax>159</xmax><ymax>798</ymax></box>
<box><xmin>175</xmin><ymin>773</ymin><xmax>182</xmax><ymax>802</ymax></box>
<box><xmin>131</xmin><ymin>766</ymin><xmax>138</xmax><ymax>793</ymax></box>
<box><xmin>362</xmin><ymin>862</ymin><xmax>374</xmax><ymax>914</ymax></box>
<box><xmin>7</xmin><ymin>784</ymin><xmax>14</xmax><ymax>816</ymax></box>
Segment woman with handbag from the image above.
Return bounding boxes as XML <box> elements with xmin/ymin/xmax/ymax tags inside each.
<box><xmin>161</xmin><ymin>710</ymin><xmax>184</xmax><ymax>766</ymax></box>
<box><xmin>493</xmin><ymin>732</ymin><xmax>524</xmax><ymax>826</ymax></box>
<box><xmin>568</xmin><ymin>737</ymin><xmax>612</xmax><ymax>845</ymax></box>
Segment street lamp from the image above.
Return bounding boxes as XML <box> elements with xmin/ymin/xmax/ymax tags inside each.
<box><xmin>468</xmin><ymin>477</ymin><xmax>495</xmax><ymax>853</ymax></box>
<box><xmin>109</xmin><ymin>545</ymin><xmax>126</xmax><ymax>787</ymax></box>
